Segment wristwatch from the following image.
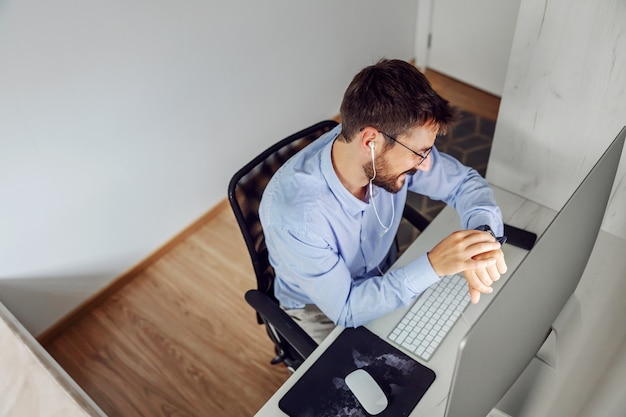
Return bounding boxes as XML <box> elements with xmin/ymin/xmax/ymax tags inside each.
<box><xmin>475</xmin><ymin>224</ymin><xmax>507</xmax><ymax>245</ymax></box>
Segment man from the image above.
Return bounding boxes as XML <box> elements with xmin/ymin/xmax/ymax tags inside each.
<box><xmin>260</xmin><ymin>59</ymin><xmax>507</xmax><ymax>343</ymax></box>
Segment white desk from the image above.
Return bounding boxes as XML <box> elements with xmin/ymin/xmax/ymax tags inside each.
<box><xmin>255</xmin><ymin>185</ymin><xmax>557</xmax><ymax>417</ymax></box>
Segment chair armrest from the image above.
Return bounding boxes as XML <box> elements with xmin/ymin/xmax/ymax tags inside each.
<box><xmin>244</xmin><ymin>289</ymin><xmax>318</xmax><ymax>360</ymax></box>
<box><xmin>402</xmin><ymin>204</ymin><xmax>430</xmax><ymax>231</ymax></box>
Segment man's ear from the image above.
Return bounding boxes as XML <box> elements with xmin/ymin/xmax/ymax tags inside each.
<box><xmin>359</xmin><ymin>126</ymin><xmax>379</xmax><ymax>154</ymax></box>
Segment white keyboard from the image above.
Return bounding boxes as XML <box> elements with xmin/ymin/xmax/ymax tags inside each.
<box><xmin>388</xmin><ymin>273</ymin><xmax>469</xmax><ymax>361</ymax></box>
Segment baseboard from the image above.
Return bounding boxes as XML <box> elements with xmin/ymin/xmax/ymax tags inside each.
<box><xmin>37</xmin><ymin>199</ymin><xmax>230</xmax><ymax>346</ymax></box>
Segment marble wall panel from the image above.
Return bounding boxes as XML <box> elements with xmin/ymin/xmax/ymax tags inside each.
<box><xmin>487</xmin><ymin>0</ymin><xmax>626</xmax><ymax>239</ymax></box>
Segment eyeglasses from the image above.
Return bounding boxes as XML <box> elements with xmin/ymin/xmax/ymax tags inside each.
<box><xmin>378</xmin><ymin>130</ymin><xmax>432</xmax><ymax>166</ymax></box>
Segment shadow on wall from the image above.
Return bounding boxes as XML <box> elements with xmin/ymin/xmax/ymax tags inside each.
<box><xmin>0</xmin><ymin>273</ymin><xmax>114</xmax><ymax>337</ymax></box>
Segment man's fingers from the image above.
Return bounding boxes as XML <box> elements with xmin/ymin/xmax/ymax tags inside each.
<box><xmin>463</xmin><ymin>269</ymin><xmax>493</xmax><ymax>293</ymax></box>
<box><xmin>461</xmin><ymin>230</ymin><xmax>497</xmax><ymax>246</ymax></box>
<box><xmin>496</xmin><ymin>255</ymin><xmax>508</xmax><ymax>275</ymax></box>
<box><xmin>486</xmin><ymin>263</ymin><xmax>501</xmax><ymax>282</ymax></box>
<box><xmin>428</xmin><ymin>230</ymin><xmax>505</xmax><ymax>278</ymax></box>
<box><xmin>469</xmin><ymin>287</ymin><xmax>481</xmax><ymax>304</ymax></box>
<box><xmin>468</xmin><ymin>256</ymin><xmax>497</xmax><ymax>270</ymax></box>
<box><xmin>466</xmin><ymin>240</ymin><xmax>501</xmax><ymax>258</ymax></box>
<box><xmin>473</xmin><ymin>248</ymin><xmax>507</xmax><ymax>281</ymax></box>
<box><xmin>476</xmin><ymin>267</ymin><xmax>494</xmax><ymax>287</ymax></box>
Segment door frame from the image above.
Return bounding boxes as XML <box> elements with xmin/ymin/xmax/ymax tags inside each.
<box><xmin>414</xmin><ymin>0</ymin><xmax>434</xmax><ymax>71</ymax></box>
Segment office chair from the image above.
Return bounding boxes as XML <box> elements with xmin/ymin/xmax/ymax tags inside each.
<box><xmin>228</xmin><ymin>120</ymin><xmax>430</xmax><ymax>371</ymax></box>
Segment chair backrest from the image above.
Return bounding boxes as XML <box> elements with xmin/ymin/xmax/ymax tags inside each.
<box><xmin>228</xmin><ymin>120</ymin><xmax>339</xmax><ymax>301</ymax></box>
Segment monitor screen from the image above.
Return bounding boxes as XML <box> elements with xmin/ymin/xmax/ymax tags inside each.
<box><xmin>445</xmin><ymin>126</ymin><xmax>626</xmax><ymax>417</ymax></box>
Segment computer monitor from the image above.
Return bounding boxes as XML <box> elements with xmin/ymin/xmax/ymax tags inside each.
<box><xmin>445</xmin><ymin>126</ymin><xmax>626</xmax><ymax>417</ymax></box>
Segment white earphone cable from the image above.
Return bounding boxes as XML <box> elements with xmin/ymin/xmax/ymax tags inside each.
<box><xmin>369</xmin><ymin>144</ymin><xmax>395</xmax><ymax>235</ymax></box>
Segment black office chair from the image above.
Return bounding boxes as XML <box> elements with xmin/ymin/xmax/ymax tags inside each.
<box><xmin>228</xmin><ymin>120</ymin><xmax>430</xmax><ymax>371</ymax></box>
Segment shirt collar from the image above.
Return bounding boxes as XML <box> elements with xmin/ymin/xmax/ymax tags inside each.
<box><xmin>320</xmin><ymin>125</ymin><xmax>368</xmax><ymax>216</ymax></box>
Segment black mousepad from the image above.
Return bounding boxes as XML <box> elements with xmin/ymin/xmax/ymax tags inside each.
<box><xmin>278</xmin><ymin>326</ymin><xmax>436</xmax><ymax>417</ymax></box>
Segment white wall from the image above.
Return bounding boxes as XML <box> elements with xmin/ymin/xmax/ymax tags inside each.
<box><xmin>0</xmin><ymin>0</ymin><xmax>418</xmax><ymax>336</ymax></box>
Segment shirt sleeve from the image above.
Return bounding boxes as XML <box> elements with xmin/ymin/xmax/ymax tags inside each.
<box><xmin>264</xmin><ymin>221</ymin><xmax>440</xmax><ymax>328</ymax></box>
<box><xmin>408</xmin><ymin>147</ymin><xmax>504</xmax><ymax>235</ymax></box>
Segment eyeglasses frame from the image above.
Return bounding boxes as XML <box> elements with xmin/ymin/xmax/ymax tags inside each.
<box><xmin>377</xmin><ymin>130</ymin><xmax>433</xmax><ymax>166</ymax></box>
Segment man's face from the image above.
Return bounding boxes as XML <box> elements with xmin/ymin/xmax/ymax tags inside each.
<box><xmin>363</xmin><ymin>123</ymin><xmax>438</xmax><ymax>193</ymax></box>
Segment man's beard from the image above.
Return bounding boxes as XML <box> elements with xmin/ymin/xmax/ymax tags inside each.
<box><xmin>363</xmin><ymin>155</ymin><xmax>417</xmax><ymax>194</ymax></box>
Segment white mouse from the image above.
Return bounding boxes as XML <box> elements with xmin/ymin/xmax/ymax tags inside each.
<box><xmin>344</xmin><ymin>368</ymin><xmax>388</xmax><ymax>415</ymax></box>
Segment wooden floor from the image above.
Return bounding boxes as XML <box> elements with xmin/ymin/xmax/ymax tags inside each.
<box><xmin>42</xmin><ymin>70</ymin><xmax>499</xmax><ymax>417</ymax></box>
<box><xmin>425</xmin><ymin>69</ymin><xmax>500</xmax><ymax>121</ymax></box>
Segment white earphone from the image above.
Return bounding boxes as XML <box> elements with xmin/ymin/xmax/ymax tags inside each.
<box><xmin>368</xmin><ymin>142</ymin><xmax>376</xmax><ymax>180</ymax></box>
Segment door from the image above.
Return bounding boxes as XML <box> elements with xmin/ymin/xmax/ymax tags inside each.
<box><xmin>416</xmin><ymin>0</ymin><xmax>521</xmax><ymax>97</ymax></box>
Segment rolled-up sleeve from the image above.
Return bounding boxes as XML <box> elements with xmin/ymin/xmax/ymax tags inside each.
<box><xmin>409</xmin><ymin>147</ymin><xmax>503</xmax><ymax>235</ymax></box>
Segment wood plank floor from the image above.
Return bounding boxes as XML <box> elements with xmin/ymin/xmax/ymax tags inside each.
<box><xmin>42</xmin><ymin>69</ymin><xmax>500</xmax><ymax>417</ymax></box>
<box><xmin>44</xmin><ymin>207</ymin><xmax>291</xmax><ymax>417</ymax></box>
<box><xmin>425</xmin><ymin>69</ymin><xmax>500</xmax><ymax>121</ymax></box>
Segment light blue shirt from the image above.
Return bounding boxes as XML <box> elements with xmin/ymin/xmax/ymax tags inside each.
<box><xmin>259</xmin><ymin>124</ymin><xmax>502</xmax><ymax>328</ymax></box>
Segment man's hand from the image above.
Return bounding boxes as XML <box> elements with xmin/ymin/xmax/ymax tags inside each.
<box><xmin>427</xmin><ymin>230</ymin><xmax>507</xmax><ymax>303</ymax></box>
<box><xmin>463</xmin><ymin>247</ymin><xmax>507</xmax><ymax>304</ymax></box>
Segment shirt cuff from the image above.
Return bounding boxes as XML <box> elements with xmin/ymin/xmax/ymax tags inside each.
<box><xmin>467</xmin><ymin>213</ymin><xmax>504</xmax><ymax>236</ymax></box>
<box><xmin>402</xmin><ymin>253</ymin><xmax>440</xmax><ymax>295</ymax></box>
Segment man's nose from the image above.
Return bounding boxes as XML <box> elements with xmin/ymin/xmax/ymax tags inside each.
<box><xmin>417</xmin><ymin>155</ymin><xmax>432</xmax><ymax>171</ymax></box>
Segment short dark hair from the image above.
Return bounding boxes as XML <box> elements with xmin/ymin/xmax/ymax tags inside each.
<box><xmin>339</xmin><ymin>59</ymin><xmax>456</xmax><ymax>143</ymax></box>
